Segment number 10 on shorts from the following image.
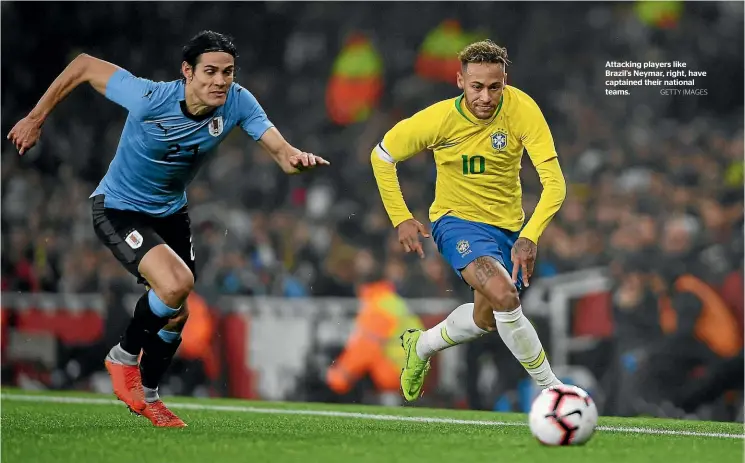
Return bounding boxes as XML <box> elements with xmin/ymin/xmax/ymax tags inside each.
<box><xmin>462</xmin><ymin>155</ymin><xmax>485</xmax><ymax>175</ymax></box>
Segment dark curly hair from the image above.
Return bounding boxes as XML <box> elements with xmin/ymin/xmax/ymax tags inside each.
<box><xmin>458</xmin><ymin>40</ymin><xmax>511</xmax><ymax>70</ymax></box>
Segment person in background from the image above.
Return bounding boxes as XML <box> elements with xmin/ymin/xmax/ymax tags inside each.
<box><xmin>326</xmin><ymin>249</ymin><xmax>425</xmax><ymax>405</ymax></box>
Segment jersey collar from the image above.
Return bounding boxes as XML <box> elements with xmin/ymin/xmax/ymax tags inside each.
<box><xmin>455</xmin><ymin>93</ymin><xmax>503</xmax><ymax>126</ymax></box>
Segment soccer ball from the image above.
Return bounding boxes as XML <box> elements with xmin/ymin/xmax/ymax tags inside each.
<box><xmin>528</xmin><ymin>384</ymin><xmax>598</xmax><ymax>446</ymax></box>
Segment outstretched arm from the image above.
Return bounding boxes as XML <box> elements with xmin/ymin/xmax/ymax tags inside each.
<box><xmin>258</xmin><ymin>127</ymin><xmax>330</xmax><ymax>174</ymax></box>
<box><xmin>8</xmin><ymin>54</ymin><xmax>121</xmax><ymax>154</ymax></box>
<box><xmin>235</xmin><ymin>85</ymin><xmax>328</xmax><ymax>175</ymax></box>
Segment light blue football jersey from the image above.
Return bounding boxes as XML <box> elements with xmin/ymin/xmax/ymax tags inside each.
<box><xmin>91</xmin><ymin>69</ymin><xmax>274</xmax><ymax>216</ymax></box>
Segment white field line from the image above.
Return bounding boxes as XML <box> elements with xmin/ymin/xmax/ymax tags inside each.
<box><xmin>2</xmin><ymin>393</ymin><xmax>743</xmax><ymax>440</ymax></box>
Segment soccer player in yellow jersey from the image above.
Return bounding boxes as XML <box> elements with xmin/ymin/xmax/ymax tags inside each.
<box><xmin>371</xmin><ymin>40</ymin><xmax>566</xmax><ymax>401</ymax></box>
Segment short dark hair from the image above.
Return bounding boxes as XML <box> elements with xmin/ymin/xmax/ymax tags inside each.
<box><xmin>182</xmin><ymin>30</ymin><xmax>237</xmax><ymax>69</ymax></box>
<box><xmin>458</xmin><ymin>39</ymin><xmax>511</xmax><ymax>69</ymax></box>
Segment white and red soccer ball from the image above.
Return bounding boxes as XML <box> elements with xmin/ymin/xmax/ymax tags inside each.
<box><xmin>528</xmin><ymin>384</ymin><xmax>598</xmax><ymax>446</ymax></box>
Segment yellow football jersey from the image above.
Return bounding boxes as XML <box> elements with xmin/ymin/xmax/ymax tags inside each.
<box><xmin>372</xmin><ymin>85</ymin><xmax>564</xmax><ymax>243</ymax></box>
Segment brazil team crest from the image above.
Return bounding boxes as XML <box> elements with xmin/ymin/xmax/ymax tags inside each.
<box><xmin>491</xmin><ymin>130</ymin><xmax>508</xmax><ymax>151</ymax></box>
<box><xmin>456</xmin><ymin>240</ymin><xmax>471</xmax><ymax>257</ymax></box>
<box><xmin>209</xmin><ymin>116</ymin><xmax>224</xmax><ymax>137</ymax></box>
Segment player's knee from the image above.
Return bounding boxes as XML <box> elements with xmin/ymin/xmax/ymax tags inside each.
<box><xmin>473</xmin><ymin>298</ymin><xmax>498</xmax><ymax>331</ymax></box>
<box><xmin>488</xmin><ymin>286</ymin><xmax>520</xmax><ymax>312</ymax></box>
<box><xmin>157</xmin><ymin>269</ymin><xmax>194</xmax><ymax>308</ymax></box>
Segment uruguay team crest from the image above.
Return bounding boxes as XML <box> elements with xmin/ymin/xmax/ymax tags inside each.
<box><xmin>209</xmin><ymin>116</ymin><xmax>224</xmax><ymax>137</ymax></box>
<box><xmin>125</xmin><ymin>230</ymin><xmax>143</xmax><ymax>250</ymax></box>
<box><xmin>491</xmin><ymin>130</ymin><xmax>508</xmax><ymax>150</ymax></box>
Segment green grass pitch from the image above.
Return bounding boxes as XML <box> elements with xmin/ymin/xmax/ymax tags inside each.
<box><xmin>2</xmin><ymin>389</ymin><xmax>742</xmax><ymax>463</ymax></box>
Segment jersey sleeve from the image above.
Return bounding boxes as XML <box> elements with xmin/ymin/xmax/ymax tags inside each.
<box><xmin>105</xmin><ymin>69</ymin><xmax>164</xmax><ymax>119</ymax></box>
<box><xmin>380</xmin><ymin>103</ymin><xmax>444</xmax><ymax>161</ymax></box>
<box><xmin>517</xmin><ymin>93</ymin><xmax>557</xmax><ymax>166</ymax></box>
<box><xmin>235</xmin><ymin>85</ymin><xmax>275</xmax><ymax>141</ymax></box>
<box><xmin>515</xmin><ymin>92</ymin><xmax>565</xmax><ymax>244</ymax></box>
<box><xmin>371</xmin><ymin>102</ymin><xmax>445</xmax><ymax>227</ymax></box>
<box><xmin>519</xmin><ymin>157</ymin><xmax>566</xmax><ymax>244</ymax></box>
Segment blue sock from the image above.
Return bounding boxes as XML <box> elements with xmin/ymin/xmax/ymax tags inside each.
<box><xmin>157</xmin><ymin>329</ymin><xmax>182</xmax><ymax>343</ymax></box>
<box><xmin>148</xmin><ymin>290</ymin><xmax>180</xmax><ymax>318</ymax></box>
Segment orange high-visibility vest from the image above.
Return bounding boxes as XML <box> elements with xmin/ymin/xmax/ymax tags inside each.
<box><xmin>415</xmin><ymin>20</ymin><xmax>484</xmax><ymax>84</ymax></box>
<box><xmin>181</xmin><ymin>292</ymin><xmax>219</xmax><ymax>379</ymax></box>
<box><xmin>326</xmin><ymin>281</ymin><xmax>424</xmax><ymax>394</ymax></box>
<box><xmin>326</xmin><ymin>34</ymin><xmax>383</xmax><ymax>126</ymax></box>
<box><xmin>635</xmin><ymin>1</ymin><xmax>683</xmax><ymax>29</ymax></box>
<box><xmin>659</xmin><ymin>274</ymin><xmax>742</xmax><ymax>358</ymax></box>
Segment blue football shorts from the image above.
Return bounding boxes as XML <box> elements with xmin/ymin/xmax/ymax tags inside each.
<box><xmin>431</xmin><ymin>214</ymin><xmax>524</xmax><ymax>293</ymax></box>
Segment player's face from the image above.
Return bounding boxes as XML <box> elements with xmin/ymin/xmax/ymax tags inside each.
<box><xmin>457</xmin><ymin>62</ymin><xmax>506</xmax><ymax>120</ymax></box>
<box><xmin>184</xmin><ymin>52</ymin><xmax>235</xmax><ymax>107</ymax></box>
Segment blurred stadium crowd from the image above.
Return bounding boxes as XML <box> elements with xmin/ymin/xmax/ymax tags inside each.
<box><xmin>1</xmin><ymin>2</ymin><xmax>743</xmax><ymax>417</ymax></box>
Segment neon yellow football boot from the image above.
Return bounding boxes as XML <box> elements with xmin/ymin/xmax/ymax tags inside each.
<box><xmin>399</xmin><ymin>329</ymin><xmax>431</xmax><ymax>402</ymax></box>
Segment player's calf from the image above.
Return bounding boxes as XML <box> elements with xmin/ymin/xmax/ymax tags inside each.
<box><xmin>411</xmin><ymin>258</ymin><xmax>515</xmax><ymax>360</ymax></box>
<box><xmin>466</xmin><ymin>256</ymin><xmax>561</xmax><ymax>388</ymax></box>
<box><xmin>140</xmin><ymin>332</ymin><xmax>182</xmax><ymax>402</ymax></box>
<box><xmin>414</xmin><ymin>302</ymin><xmax>488</xmax><ymax>360</ymax></box>
<box><xmin>116</xmin><ymin>288</ymin><xmax>184</xmax><ymax>357</ymax></box>
<box><xmin>140</xmin><ymin>303</ymin><xmax>189</xmax><ymax>403</ymax></box>
<box><xmin>138</xmin><ymin>306</ymin><xmax>188</xmax><ymax>426</ymax></box>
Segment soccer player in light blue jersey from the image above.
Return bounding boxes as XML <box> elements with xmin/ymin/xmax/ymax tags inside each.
<box><xmin>8</xmin><ymin>31</ymin><xmax>329</xmax><ymax>427</ymax></box>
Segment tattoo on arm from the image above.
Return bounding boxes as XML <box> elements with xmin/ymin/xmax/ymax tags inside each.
<box><xmin>473</xmin><ymin>256</ymin><xmax>499</xmax><ymax>287</ymax></box>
